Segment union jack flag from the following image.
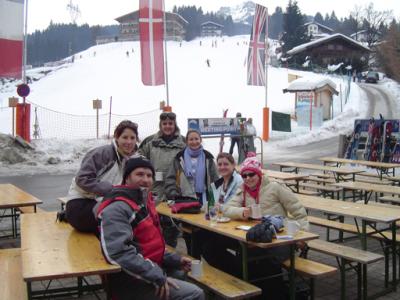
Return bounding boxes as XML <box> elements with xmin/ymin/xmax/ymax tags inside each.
<box><xmin>247</xmin><ymin>4</ymin><xmax>268</xmax><ymax>86</ymax></box>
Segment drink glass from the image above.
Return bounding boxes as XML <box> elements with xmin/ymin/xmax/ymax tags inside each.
<box><xmin>209</xmin><ymin>206</ymin><xmax>218</xmax><ymax>227</ymax></box>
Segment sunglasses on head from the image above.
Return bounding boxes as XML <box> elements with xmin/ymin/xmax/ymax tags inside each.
<box><xmin>160</xmin><ymin>112</ymin><xmax>176</xmax><ymax>120</ymax></box>
<box><xmin>241</xmin><ymin>172</ymin><xmax>256</xmax><ymax>179</ymax></box>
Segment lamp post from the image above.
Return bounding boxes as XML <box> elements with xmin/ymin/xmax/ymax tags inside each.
<box><xmin>92</xmin><ymin>99</ymin><xmax>102</xmax><ymax>139</ymax></box>
<box><xmin>8</xmin><ymin>97</ymin><xmax>19</xmax><ymax>136</ymax></box>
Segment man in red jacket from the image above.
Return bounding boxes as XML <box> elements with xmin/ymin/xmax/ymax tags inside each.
<box><xmin>96</xmin><ymin>157</ymin><xmax>204</xmax><ymax>300</ymax></box>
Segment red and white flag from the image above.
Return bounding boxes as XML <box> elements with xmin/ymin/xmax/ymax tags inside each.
<box><xmin>139</xmin><ymin>0</ymin><xmax>165</xmax><ymax>86</ymax></box>
<box><xmin>247</xmin><ymin>4</ymin><xmax>268</xmax><ymax>86</ymax></box>
<box><xmin>0</xmin><ymin>0</ymin><xmax>24</xmax><ymax>79</ymax></box>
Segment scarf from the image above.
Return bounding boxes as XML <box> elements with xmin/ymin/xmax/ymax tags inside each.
<box><xmin>243</xmin><ymin>175</ymin><xmax>262</xmax><ymax>206</ymax></box>
<box><xmin>183</xmin><ymin>146</ymin><xmax>206</xmax><ymax>194</ymax></box>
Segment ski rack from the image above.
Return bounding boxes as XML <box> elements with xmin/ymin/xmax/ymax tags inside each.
<box><xmin>201</xmin><ymin>135</ymin><xmax>264</xmax><ymax>165</ymax></box>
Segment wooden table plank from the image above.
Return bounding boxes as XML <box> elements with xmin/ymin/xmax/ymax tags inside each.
<box><xmin>319</xmin><ymin>156</ymin><xmax>399</xmax><ymax>169</ymax></box>
<box><xmin>0</xmin><ymin>249</ymin><xmax>27</xmax><ymax>300</ymax></box>
<box><xmin>273</xmin><ymin>162</ymin><xmax>365</xmax><ymax>176</ymax></box>
<box><xmin>157</xmin><ymin>203</ymin><xmax>318</xmax><ymax>248</ymax></box>
<box><xmin>21</xmin><ymin>212</ymin><xmax>120</xmax><ymax>281</ymax></box>
<box><xmin>331</xmin><ymin>181</ymin><xmax>400</xmax><ymax>196</ymax></box>
<box><xmin>0</xmin><ymin>184</ymin><xmax>42</xmax><ymax>208</ymax></box>
<box><xmin>264</xmin><ymin>170</ymin><xmax>309</xmax><ymax>181</ymax></box>
<box><xmin>298</xmin><ymin>194</ymin><xmax>400</xmax><ymax>223</ymax></box>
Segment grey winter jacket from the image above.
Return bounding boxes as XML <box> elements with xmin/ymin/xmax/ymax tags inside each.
<box><xmin>223</xmin><ymin>176</ymin><xmax>309</xmax><ymax>230</ymax></box>
<box><xmin>138</xmin><ymin>131</ymin><xmax>186</xmax><ymax>201</ymax></box>
<box><xmin>96</xmin><ymin>190</ymin><xmax>182</xmax><ymax>287</ymax></box>
<box><xmin>66</xmin><ymin>141</ymin><xmax>131</xmax><ymax>203</ymax></box>
<box><xmin>164</xmin><ymin>149</ymin><xmax>219</xmax><ymax>201</ymax></box>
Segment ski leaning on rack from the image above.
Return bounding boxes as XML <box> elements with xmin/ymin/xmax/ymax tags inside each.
<box><xmin>381</xmin><ymin>120</ymin><xmax>393</xmax><ymax>162</ymax></box>
<box><xmin>219</xmin><ymin>109</ymin><xmax>229</xmax><ymax>153</ymax></box>
<box><xmin>369</xmin><ymin>117</ymin><xmax>385</xmax><ymax>162</ymax></box>
<box><xmin>345</xmin><ymin>121</ymin><xmax>362</xmax><ymax>159</ymax></box>
<box><xmin>363</xmin><ymin>118</ymin><xmax>376</xmax><ymax>161</ymax></box>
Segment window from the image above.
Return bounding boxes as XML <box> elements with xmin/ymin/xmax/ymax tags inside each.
<box><xmin>328</xmin><ymin>44</ymin><xmax>334</xmax><ymax>50</ymax></box>
<box><xmin>336</xmin><ymin>45</ymin><xmax>343</xmax><ymax>50</ymax></box>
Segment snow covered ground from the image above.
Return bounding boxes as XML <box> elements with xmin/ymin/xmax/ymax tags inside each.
<box><xmin>0</xmin><ymin>35</ymin><xmax>394</xmax><ymax>176</ymax></box>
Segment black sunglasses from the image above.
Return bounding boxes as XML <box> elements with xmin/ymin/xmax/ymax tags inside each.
<box><xmin>241</xmin><ymin>172</ymin><xmax>256</xmax><ymax>179</ymax></box>
<box><xmin>160</xmin><ymin>112</ymin><xmax>176</xmax><ymax>120</ymax></box>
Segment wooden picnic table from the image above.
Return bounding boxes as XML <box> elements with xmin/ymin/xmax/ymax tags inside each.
<box><xmin>0</xmin><ymin>183</ymin><xmax>42</xmax><ymax>238</ymax></box>
<box><xmin>21</xmin><ymin>212</ymin><xmax>120</xmax><ymax>299</ymax></box>
<box><xmin>298</xmin><ymin>194</ymin><xmax>400</xmax><ymax>295</ymax></box>
<box><xmin>273</xmin><ymin>161</ymin><xmax>365</xmax><ymax>182</ymax></box>
<box><xmin>331</xmin><ymin>181</ymin><xmax>400</xmax><ymax>203</ymax></box>
<box><xmin>235</xmin><ymin>167</ymin><xmax>309</xmax><ymax>192</ymax></box>
<box><xmin>319</xmin><ymin>156</ymin><xmax>399</xmax><ymax>179</ymax></box>
<box><xmin>157</xmin><ymin>202</ymin><xmax>318</xmax><ymax>300</ymax></box>
<box><xmin>264</xmin><ymin>170</ymin><xmax>308</xmax><ymax>192</ymax></box>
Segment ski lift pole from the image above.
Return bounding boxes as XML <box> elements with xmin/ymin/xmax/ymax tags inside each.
<box><xmin>23</xmin><ymin>0</ymin><xmax>29</xmax><ymax>84</ymax></box>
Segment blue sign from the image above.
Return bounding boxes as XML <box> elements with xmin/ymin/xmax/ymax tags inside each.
<box><xmin>188</xmin><ymin>118</ymin><xmax>241</xmax><ymax>135</ymax></box>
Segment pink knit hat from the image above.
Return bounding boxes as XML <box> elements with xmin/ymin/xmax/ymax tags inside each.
<box><xmin>240</xmin><ymin>152</ymin><xmax>263</xmax><ymax>177</ymax></box>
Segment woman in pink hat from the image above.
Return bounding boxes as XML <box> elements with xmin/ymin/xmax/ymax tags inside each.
<box><xmin>222</xmin><ymin>153</ymin><xmax>308</xmax><ymax>299</ymax></box>
<box><xmin>223</xmin><ymin>153</ymin><xmax>309</xmax><ymax>230</ymax></box>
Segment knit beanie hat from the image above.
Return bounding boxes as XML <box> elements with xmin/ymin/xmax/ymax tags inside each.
<box><xmin>123</xmin><ymin>156</ymin><xmax>155</xmax><ymax>184</ymax></box>
<box><xmin>240</xmin><ymin>152</ymin><xmax>263</xmax><ymax>178</ymax></box>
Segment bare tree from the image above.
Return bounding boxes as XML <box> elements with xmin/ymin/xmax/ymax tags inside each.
<box><xmin>377</xmin><ymin>23</ymin><xmax>400</xmax><ymax>81</ymax></box>
<box><xmin>363</xmin><ymin>3</ymin><xmax>392</xmax><ymax>46</ymax></box>
<box><xmin>350</xmin><ymin>5</ymin><xmax>363</xmax><ymax>40</ymax></box>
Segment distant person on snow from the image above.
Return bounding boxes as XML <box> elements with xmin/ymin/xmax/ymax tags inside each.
<box><xmin>229</xmin><ymin>112</ymin><xmax>243</xmax><ymax>156</ymax></box>
<box><xmin>126</xmin><ymin>51</ymin><xmax>130</xmax><ymax>57</ymax></box>
<box><xmin>206</xmin><ymin>59</ymin><xmax>210</xmax><ymax>67</ymax></box>
<box><xmin>64</xmin><ymin>120</ymin><xmax>139</xmax><ymax>233</ymax></box>
<box><xmin>244</xmin><ymin>118</ymin><xmax>257</xmax><ymax>154</ymax></box>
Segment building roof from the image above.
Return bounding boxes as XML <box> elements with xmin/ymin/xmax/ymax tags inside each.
<box><xmin>350</xmin><ymin>30</ymin><xmax>367</xmax><ymax>38</ymax></box>
<box><xmin>200</xmin><ymin>21</ymin><xmax>224</xmax><ymax>28</ymax></box>
<box><xmin>304</xmin><ymin>21</ymin><xmax>334</xmax><ymax>32</ymax></box>
<box><xmin>287</xmin><ymin>33</ymin><xmax>371</xmax><ymax>56</ymax></box>
<box><xmin>115</xmin><ymin>11</ymin><xmax>188</xmax><ymax>25</ymax></box>
<box><xmin>283</xmin><ymin>77</ymin><xmax>339</xmax><ymax>95</ymax></box>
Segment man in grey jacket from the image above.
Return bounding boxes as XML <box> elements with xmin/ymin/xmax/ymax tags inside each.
<box><xmin>95</xmin><ymin>157</ymin><xmax>204</xmax><ymax>300</ymax></box>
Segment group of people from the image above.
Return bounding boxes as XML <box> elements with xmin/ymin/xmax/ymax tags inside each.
<box><xmin>62</xmin><ymin>112</ymin><xmax>309</xmax><ymax>300</ymax></box>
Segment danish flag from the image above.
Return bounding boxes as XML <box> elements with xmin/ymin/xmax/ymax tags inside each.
<box><xmin>139</xmin><ymin>0</ymin><xmax>165</xmax><ymax>86</ymax></box>
<box><xmin>0</xmin><ymin>0</ymin><xmax>25</xmax><ymax>79</ymax></box>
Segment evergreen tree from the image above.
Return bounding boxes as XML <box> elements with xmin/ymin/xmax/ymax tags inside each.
<box><xmin>281</xmin><ymin>0</ymin><xmax>309</xmax><ymax>53</ymax></box>
<box><xmin>314</xmin><ymin>12</ymin><xmax>324</xmax><ymax>24</ymax></box>
<box><xmin>269</xmin><ymin>7</ymin><xmax>283</xmax><ymax>39</ymax></box>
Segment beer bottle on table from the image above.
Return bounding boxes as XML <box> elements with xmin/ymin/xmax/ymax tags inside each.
<box><xmin>205</xmin><ymin>187</ymin><xmax>215</xmax><ymax>220</ymax></box>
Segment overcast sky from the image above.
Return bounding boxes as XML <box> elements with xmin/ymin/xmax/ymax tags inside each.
<box><xmin>27</xmin><ymin>0</ymin><xmax>400</xmax><ymax>33</ymax></box>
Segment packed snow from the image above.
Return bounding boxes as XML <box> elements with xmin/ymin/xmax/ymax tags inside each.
<box><xmin>0</xmin><ymin>35</ymin><xmax>386</xmax><ymax>176</ymax></box>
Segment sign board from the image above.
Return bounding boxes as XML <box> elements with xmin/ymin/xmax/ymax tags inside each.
<box><xmin>297</xmin><ymin>92</ymin><xmax>313</xmax><ymax>108</ymax></box>
<box><xmin>17</xmin><ymin>84</ymin><xmax>30</xmax><ymax>97</ymax></box>
<box><xmin>188</xmin><ymin>118</ymin><xmax>242</xmax><ymax>135</ymax></box>
<box><xmin>296</xmin><ymin>106</ymin><xmax>323</xmax><ymax>128</ymax></box>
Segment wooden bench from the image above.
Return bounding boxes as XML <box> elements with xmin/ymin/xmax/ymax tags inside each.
<box><xmin>306</xmin><ymin>176</ymin><xmax>336</xmax><ymax>184</ymax></box>
<box><xmin>17</xmin><ymin>205</ymin><xmax>44</xmax><ymax>214</ymax></box>
<box><xmin>306</xmin><ymin>238</ymin><xmax>384</xmax><ymax>300</ymax></box>
<box><xmin>166</xmin><ymin>245</ymin><xmax>261</xmax><ymax>299</ymax></box>
<box><xmin>355</xmin><ymin>176</ymin><xmax>391</xmax><ymax>185</ymax></box>
<box><xmin>379</xmin><ymin>196</ymin><xmax>400</xmax><ymax>205</ymax></box>
<box><xmin>282</xmin><ymin>256</ymin><xmax>337</xmax><ymax>300</ymax></box>
<box><xmin>299</xmin><ymin>182</ymin><xmax>342</xmax><ymax>199</ymax></box>
<box><xmin>0</xmin><ymin>248</ymin><xmax>27</xmax><ymax>300</ymax></box>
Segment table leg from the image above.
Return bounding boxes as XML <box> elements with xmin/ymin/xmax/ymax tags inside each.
<box><xmin>239</xmin><ymin>242</ymin><xmax>248</xmax><ymax>281</ymax></box>
<box><xmin>392</xmin><ymin>222</ymin><xmax>397</xmax><ymax>291</ymax></box>
<box><xmin>340</xmin><ymin>258</ymin><xmax>346</xmax><ymax>300</ymax></box>
<box><xmin>361</xmin><ymin>220</ymin><xmax>368</xmax><ymax>300</ymax></box>
<box><xmin>27</xmin><ymin>282</ymin><xmax>32</xmax><ymax>300</ymax></box>
<box><xmin>289</xmin><ymin>244</ymin><xmax>296</xmax><ymax>300</ymax></box>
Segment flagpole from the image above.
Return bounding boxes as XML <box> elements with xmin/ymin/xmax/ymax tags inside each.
<box><xmin>23</xmin><ymin>0</ymin><xmax>29</xmax><ymax>84</ymax></box>
<box><xmin>262</xmin><ymin>8</ymin><xmax>269</xmax><ymax>141</ymax></box>
<box><xmin>264</xmin><ymin>16</ymin><xmax>268</xmax><ymax>107</ymax></box>
<box><xmin>162</xmin><ymin>0</ymin><xmax>170</xmax><ymax>109</ymax></box>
